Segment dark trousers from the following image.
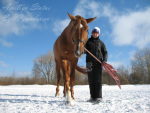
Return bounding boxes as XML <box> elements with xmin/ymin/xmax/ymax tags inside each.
<box><xmin>86</xmin><ymin>62</ymin><xmax>102</xmax><ymax>99</ymax></box>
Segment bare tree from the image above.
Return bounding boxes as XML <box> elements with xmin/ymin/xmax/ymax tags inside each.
<box><xmin>32</xmin><ymin>51</ymin><xmax>56</xmax><ymax>84</ymax></box>
<box><xmin>117</xmin><ymin>65</ymin><xmax>129</xmax><ymax>78</ymax></box>
<box><xmin>143</xmin><ymin>48</ymin><xmax>150</xmax><ymax>83</ymax></box>
<box><xmin>130</xmin><ymin>47</ymin><xmax>150</xmax><ymax>84</ymax></box>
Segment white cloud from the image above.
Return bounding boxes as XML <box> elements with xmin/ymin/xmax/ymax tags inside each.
<box><xmin>107</xmin><ymin>61</ymin><xmax>124</xmax><ymax>69</ymax></box>
<box><xmin>0</xmin><ymin>0</ymin><xmax>40</xmax><ymax>36</ymax></box>
<box><xmin>102</xmin><ymin>3</ymin><xmax>118</xmax><ymax>18</ymax></box>
<box><xmin>73</xmin><ymin>0</ymin><xmax>150</xmax><ymax>48</ymax></box>
<box><xmin>73</xmin><ymin>0</ymin><xmax>115</xmax><ymax>18</ymax></box>
<box><xmin>0</xmin><ymin>0</ymin><xmax>49</xmax><ymax>47</ymax></box>
<box><xmin>52</xmin><ymin>0</ymin><xmax>112</xmax><ymax>35</ymax></box>
<box><xmin>52</xmin><ymin>19</ymin><xmax>70</xmax><ymax>35</ymax></box>
<box><xmin>0</xmin><ymin>38</ymin><xmax>13</xmax><ymax>47</ymax></box>
<box><xmin>128</xmin><ymin>50</ymin><xmax>136</xmax><ymax>61</ymax></box>
<box><xmin>111</xmin><ymin>8</ymin><xmax>150</xmax><ymax>48</ymax></box>
<box><xmin>52</xmin><ymin>0</ymin><xmax>150</xmax><ymax>49</ymax></box>
<box><xmin>0</xmin><ymin>60</ymin><xmax>9</xmax><ymax>67</ymax></box>
<box><xmin>73</xmin><ymin>0</ymin><xmax>118</xmax><ymax>19</ymax></box>
<box><xmin>73</xmin><ymin>0</ymin><xmax>100</xmax><ymax>17</ymax></box>
<box><xmin>109</xmin><ymin>52</ymin><xmax>123</xmax><ymax>60</ymax></box>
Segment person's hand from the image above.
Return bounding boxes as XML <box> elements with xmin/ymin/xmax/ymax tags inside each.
<box><xmin>102</xmin><ymin>61</ymin><xmax>107</xmax><ymax>64</ymax></box>
<box><xmin>102</xmin><ymin>61</ymin><xmax>107</xmax><ymax>66</ymax></box>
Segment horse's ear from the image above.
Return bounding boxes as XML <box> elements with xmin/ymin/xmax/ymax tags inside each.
<box><xmin>68</xmin><ymin>12</ymin><xmax>76</xmax><ymax>21</ymax></box>
<box><xmin>86</xmin><ymin>17</ymin><xmax>97</xmax><ymax>23</ymax></box>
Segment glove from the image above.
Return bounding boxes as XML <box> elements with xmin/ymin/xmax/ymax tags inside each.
<box><xmin>102</xmin><ymin>61</ymin><xmax>107</xmax><ymax>64</ymax></box>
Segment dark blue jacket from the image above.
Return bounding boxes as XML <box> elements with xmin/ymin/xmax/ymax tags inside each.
<box><xmin>85</xmin><ymin>36</ymin><xmax>108</xmax><ymax>63</ymax></box>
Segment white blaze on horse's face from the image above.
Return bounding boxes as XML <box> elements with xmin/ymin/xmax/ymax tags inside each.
<box><xmin>76</xmin><ymin>24</ymin><xmax>83</xmax><ymax>57</ymax></box>
<box><xmin>79</xmin><ymin>24</ymin><xmax>83</xmax><ymax>28</ymax></box>
<box><xmin>77</xmin><ymin>42</ymin><xmax>81</xmax><ymax>55</ymax></box>
<box><xmin>75</xmin><ymin>42</ymin><xmax>82</xmax><ymax>58</ymax></box>
<box><xmin>74</xmin><ymin>23</ymin><xmax>84</xmax><ymax>58</ymax></box>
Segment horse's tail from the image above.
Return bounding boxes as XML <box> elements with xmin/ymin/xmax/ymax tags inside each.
<box><xmin>76</xmin><ymin>65</ymin><xmax>87</xmax><ymax>75</ymax></box>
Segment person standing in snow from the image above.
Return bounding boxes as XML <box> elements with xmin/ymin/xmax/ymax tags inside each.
<box><xmin>84</xmin><ymin>27</ymin><xmax>108</xmax><ymax>103</ymax></box>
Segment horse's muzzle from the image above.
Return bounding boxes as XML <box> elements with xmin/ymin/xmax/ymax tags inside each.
<box><xmin>74</xmin><ymin>49</ymin><xmax>84</xmax><ymax>58</ymax></box>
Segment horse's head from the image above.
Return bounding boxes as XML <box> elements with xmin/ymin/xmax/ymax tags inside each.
<box><xmin>68</xmin><ymin>13</ymin><xmax>96</xmax><ymax>58</ymax></box>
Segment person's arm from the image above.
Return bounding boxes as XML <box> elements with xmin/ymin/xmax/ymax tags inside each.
<box><xmin>101</xmin><ymin>43</ymin><xmax>108</xmax><ymax>62</ymax></box>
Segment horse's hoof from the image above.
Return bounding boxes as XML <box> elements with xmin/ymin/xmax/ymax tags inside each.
<box><xmin>63</xmin><ymin>94</ymin><xmax>66</xmax><ymax>97</ymax></box>
<box><xmin>72</xmin><ymin>98</ymin><xmax>75</xmax><ymax>100</ymax></box>
<box><xmin>65</xmin><ymin>101</ymin><xmax>72</xmax><ymax>106</ymax></box>
<box><xmin>66</xmin><ymin>91</ymin><xmax>72</xmax><ymax>103</ymax></box>
<box><xmin>71</xmin><ymin>96</ymin><xmax>75</xmax><ymax>100</ymax></box>
<box><xmin>55</xmin><ymin>93</ymin><xmax>60</xmax><ymax>97</ymax></box>
<box><xmin>66</xmin><ymin>101</ymin><xmax>71</xmax><ymax>103</ymax></box>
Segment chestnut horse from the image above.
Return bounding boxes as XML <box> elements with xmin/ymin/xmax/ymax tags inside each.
<box><xmin>53</xmin><ymin>13</ymin><xmax>96</xmax><ymax>103</ymax></box>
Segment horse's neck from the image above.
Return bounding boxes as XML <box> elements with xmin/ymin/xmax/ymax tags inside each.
<box><xmin>61</xmin><ymin>22</ymin><xmax>73</xmax><ymax>46</ymax></box>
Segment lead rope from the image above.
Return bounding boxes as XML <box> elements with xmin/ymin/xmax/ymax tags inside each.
<box><xmin>84</xmin><ymin>47</ymin><xmax>102</xmax><ymax>64</ymax></box>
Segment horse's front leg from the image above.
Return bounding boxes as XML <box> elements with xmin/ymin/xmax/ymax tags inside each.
<box><xmin>70</xmin><ymin>60</ymin><xmax>78</xmax><ymax>100</ymax></box>
<box><xmin>63</xmin><ymin>61</ymin><xmax>71</xmax><ymax>97</ymax></box>
<box><xmin>61</xmin><ymin>60</ymin><xmax>72</xmax><ymax>103</ymax></box>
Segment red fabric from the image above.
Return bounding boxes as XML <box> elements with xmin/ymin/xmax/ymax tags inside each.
<box><xmin>102</xmin><ymin>63</ymin><xmax>121</xmax><ymax>89</ymax></box>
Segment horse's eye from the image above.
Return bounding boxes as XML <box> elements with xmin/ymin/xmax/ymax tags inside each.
<box><xmin>87</xmin><ymin>29</ymin><xmax>89</xmax><ymax>33</ymax></box>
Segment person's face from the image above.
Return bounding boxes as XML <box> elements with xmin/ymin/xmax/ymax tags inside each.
<box><xmin>92</xmin><ymin>32</ymin><xmax>99</xmax><ymax>38</ymax></box>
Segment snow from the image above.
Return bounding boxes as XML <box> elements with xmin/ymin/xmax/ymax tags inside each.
<box><xmin>0</xmin><ymin>85</ymin><xmax>150</xmax><ymax>113</ymax></box>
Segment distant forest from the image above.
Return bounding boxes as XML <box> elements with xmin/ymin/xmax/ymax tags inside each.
<box><xmin>0</xmin><ymin>47</ymin><xmax>150</xmax><ymax>85</ymax></box>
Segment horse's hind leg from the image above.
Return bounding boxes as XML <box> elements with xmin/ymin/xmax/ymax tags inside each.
<box><xmin>55</xmin><ymin>59</ymin><xmax>61</xmax><ymax>97</ymax></box>
<box><xmin>63</xmin><ymin>77</ymin><xmax>66</xmax><ymax>97</ymax></box>
<box><xmin>70</xmin><ymin>69</ymin><xmax>75</xmax><ymax>100</ymax></box>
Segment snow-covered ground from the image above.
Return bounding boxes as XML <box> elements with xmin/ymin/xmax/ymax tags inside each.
<box><xmin>0</xmin><ymin>85</ymin><xmax>150</xmax><ymax>113</ymax></box>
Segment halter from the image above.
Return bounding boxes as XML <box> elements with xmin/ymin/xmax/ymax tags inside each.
<box><xmin>71</xmin><ymin>26</ymin><xmax>86</xmax><ymax>45</ymax></box>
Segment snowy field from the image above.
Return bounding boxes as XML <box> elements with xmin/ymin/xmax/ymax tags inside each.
<box><xmin>0</xmin><ymin>85</ymin><xmax>150</xmax><ymax>113</ymax></box>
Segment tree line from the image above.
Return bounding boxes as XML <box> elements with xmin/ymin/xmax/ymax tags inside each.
<box><xmin>0</xmin><ymin>47</ymin><xmax>150</xmax><ymax>85</ymax></box>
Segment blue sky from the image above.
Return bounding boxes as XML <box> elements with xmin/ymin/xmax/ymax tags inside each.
<box><xmin>0</xmin><ymin>0</ymin><xmax>150</xmax><ymax>76</ymax></box>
